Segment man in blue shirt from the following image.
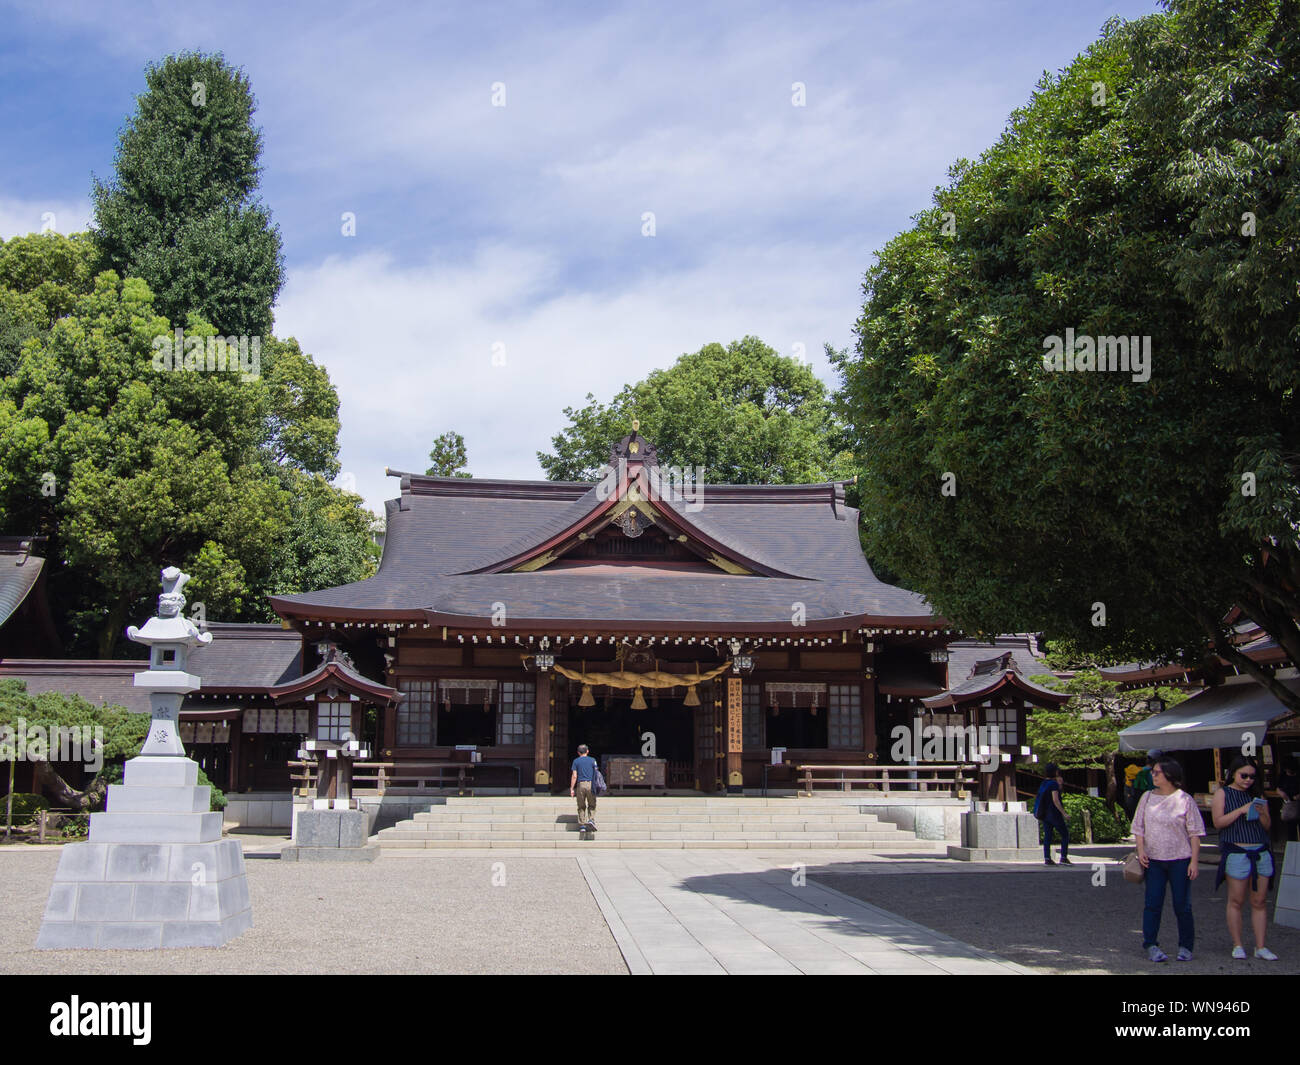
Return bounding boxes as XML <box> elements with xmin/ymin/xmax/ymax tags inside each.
<box><xmin>570</xmin><ymin>744</ymin><xmax>598</xmax><ymax>832</ymax></box>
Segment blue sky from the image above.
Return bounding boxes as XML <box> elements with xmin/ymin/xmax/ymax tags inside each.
<box><xmin>0</xmin><ymin>0</ymin><xmax>1164</xmax><ymax>517</ymax></box>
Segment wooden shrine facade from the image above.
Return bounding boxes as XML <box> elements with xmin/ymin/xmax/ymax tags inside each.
<box><xmin>269</xmin><ymin>425</ymin><xmax>960</xmax><ymax>793</ymax></box>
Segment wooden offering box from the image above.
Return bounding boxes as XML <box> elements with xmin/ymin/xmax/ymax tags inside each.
<box><xmin>605</xmin><ymin>757</ymin><xmax>667</xmax><ymax>793</ymax></box>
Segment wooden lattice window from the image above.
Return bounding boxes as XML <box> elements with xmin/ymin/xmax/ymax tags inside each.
<box><xmin>397</xmin><ymin>680</ymin><xmax>434</xmax><ymax>745</ymax></box>
<box><xmin>828</xmin><ymin>684</ymin><xmax>863</xmax><ymax>749</ymax></box>
<box><xmin>497</xmin><ymin>681</ymin><xmax>536</xmax><ymax>745</ymax></box>
<box><xmin>316</xmin><ymin>700</ymin><xmax>352</xmax><ymax>742</ymax></box>
<box><xmin>743</xmin><ymin>684</ymin><xmax>763</xmax><ymax>750</ymax></box>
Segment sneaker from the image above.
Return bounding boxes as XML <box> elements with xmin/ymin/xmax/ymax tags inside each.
<box><xmin>1255</xmin><ymin>947</ymin><xmax>1278</xmax><ymax>961</ymax></box>
<box><xmin>1148</xmin><ymin>946</ymin><xmax>1168</xmax><ymax>963</ymax></box>
<box><xmin>1044</xmin><ymin>858</ymin><xmax>1056</xmax><ymax>865</ymax></box>
<box><xmin>1059</xmin><ymin>857</ymin><xmax>1073</xmax><ymax>865</ymax></box>
<box><xmin>1231</xmin><ymin>945</ymin><xmax>1247</xmax><ymax>959</ymax></box>
<box><xmin>587</xmin><ymin>820</ymin><xmax>597</xmax><ymax>832</ymax></box>
<box><xmin>1176</xmin><ymin>947</ymin><xmax>1193</xmax><ymax>962</ymax></box>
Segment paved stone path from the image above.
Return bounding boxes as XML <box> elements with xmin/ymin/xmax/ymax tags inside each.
<box><xmin>577</xmin><ymin>851</ymin><xmax>1027</xmax><ymax>975</ymax></box>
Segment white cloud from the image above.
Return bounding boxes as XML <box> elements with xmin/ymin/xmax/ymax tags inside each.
<box><xmin>0</xmin><ymin>197</ymin><xmax>92</xmax><ymax>240</ymax></box>
<box><xmin>275</xmin><ymin>236</ymin><xmax>864</xmax><ymax>516</ymax></box>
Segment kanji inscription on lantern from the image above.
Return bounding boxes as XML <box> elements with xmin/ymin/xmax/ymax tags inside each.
<box><xmin>726</xmin><ymin>677</ymin><xmax>742</xmax><ymax>754</ymax></box>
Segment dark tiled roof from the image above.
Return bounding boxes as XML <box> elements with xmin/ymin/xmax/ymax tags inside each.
<box><xmin>0</xmin><ymin>660</ymin><xmax>150</xmax><ymax>713</ymax></box>
<box><xmin>923</xmin><ymin>668</ymin><xmax>1071</xmax><ymax>709</ymax></box>
<box><xmin>269</xmin><ymin>647</ymin><xmax>399</xmax><ymax>705</ymax></box>
<box><xmin>186</xmin><ymin>622</ymin><xmax>303</xmax><ymax>690</ymax></box>
<box><xmin>0</xmin><ymin>537</ymin><xmax>44</xmax><ymax>627</ymax></box>
<box><xmin>946</xmin><ymin>637</ymin><xmax>1047</xmax><ymax>683</ymax></box>
<box><xmin>272</xmin><ymin>472</ymin><xmax>936</xmax><ymax>627</ymax></box>
<box><xmin>0</xmin><ymin>623</ymin><xmax>304</xmax><ymax>709</ymax></box>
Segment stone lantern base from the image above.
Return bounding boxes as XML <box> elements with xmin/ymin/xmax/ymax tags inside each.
<box><xmin>36</xmin><ymin>756</ymin><xmax>252</xmax><ymax>949</ymax></box>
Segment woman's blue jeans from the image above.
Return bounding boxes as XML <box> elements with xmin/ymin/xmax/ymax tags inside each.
<box><xmin>1143</xmin><ymin>858</ymin><xmax>1194</xmax><ymax>950</ymax></box>
<box><xmin>1042</xmin><ymin>813</ymin><xmax>1069</xmax><ymax>859</ymax></box>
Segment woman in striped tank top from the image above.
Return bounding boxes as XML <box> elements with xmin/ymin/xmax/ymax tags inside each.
<box><xmin>1211</xmin><ymin>756</ymin><xmax>1277</xmax><ymax>961</ymax></box>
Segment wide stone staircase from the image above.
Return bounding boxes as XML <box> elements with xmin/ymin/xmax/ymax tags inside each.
<box><xmin>374</xmin><ymin>796</ymin><xmax>938</xmax><ymax>850</ymax></box>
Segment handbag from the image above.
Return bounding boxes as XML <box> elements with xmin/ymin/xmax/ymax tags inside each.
<box><xmin>1281</xmin><ymin>799</ymin><xmax>1299</xmax><ymax>823</ymax></box>
<box><xmin>1123</xmin><ymin>850</ymin><xmax>1146</xmax><ymax>883</ymax></box>
<box><xmin>593</xmin><ymin>767</ymin><xmax>608</xmax><ymax>796</ymax></box>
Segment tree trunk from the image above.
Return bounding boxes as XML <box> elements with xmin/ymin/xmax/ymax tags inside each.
<box><xmin>97</xmin><ymin>597</ymin><xmax>130</xmax><ymax>659</ymax></box>
<box><xmin>1104</xmin><ymin>749</ymin><xmax>1119</xmax><ymax>811</ymax></box>
<box><xmin>33</xmin><ymin>760</ymin><xmax>108</xmax><ymax>813</ymax></box>
<box><xmin>4</xmin><ymin>756</ymin><xmax>14</xmax><ymax>841</ymax></box>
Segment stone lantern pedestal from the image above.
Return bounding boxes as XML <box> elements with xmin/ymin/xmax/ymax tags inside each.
<box><xmin>36</xmin><ymin>569</ymin><xmax>253</xmax><ymax>949</ymax></box>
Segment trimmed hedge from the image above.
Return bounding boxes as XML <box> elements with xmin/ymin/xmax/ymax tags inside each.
<box><xmin>1041</xmin><ymin>794</ymin><xmax>1130</xmax><ymax>844</ymax></box>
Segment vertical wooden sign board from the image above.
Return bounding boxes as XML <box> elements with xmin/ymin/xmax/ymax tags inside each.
<box><xmin>726</xmin><ymin>677</ymin><xmax>743</xmax><ymax>794</ymax></box>
<box><xmin>727</xmin><ymin>678</ymin><xmax>743</xmax><ymax>753</ymax></box>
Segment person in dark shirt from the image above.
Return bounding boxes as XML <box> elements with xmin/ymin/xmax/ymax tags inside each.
<box><xmin>570</xmin><ymin>744</ymin><xmax>598</xmax><ymax>832</ymax></box>
<box><xmin>1034</xmin><ymin>763</ymin><xmax>1071</xmax><ymax>865</ymax></box>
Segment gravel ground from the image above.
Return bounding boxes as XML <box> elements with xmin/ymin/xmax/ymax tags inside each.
<box><xmin>0</xmin><ymin>850</ymin><xmax>627</xmax><ymax>974</ymax></box>
<box><xmin>812</xmin><ymin>858</ymin><xmax>1300</xmax><ymax>975</ymax></box>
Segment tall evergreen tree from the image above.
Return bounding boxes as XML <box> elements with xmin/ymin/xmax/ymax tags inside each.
<box><xmin>91</xmin><ymin>52</ymin><xmax>284</xmax><ymax>337</ymax></box>
<box><xmin>427</xmin><ymin>431</ymin><xmax>471</xmax><ymax>477</ymax></box>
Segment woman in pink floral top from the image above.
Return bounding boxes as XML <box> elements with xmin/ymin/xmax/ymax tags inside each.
<box><xmin>1132</xmin><ymin>757</ymin><xmax>1206</xmax><ymax>962</ymax></box>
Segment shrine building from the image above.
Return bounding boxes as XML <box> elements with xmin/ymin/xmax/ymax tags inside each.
<box><xmin>268</xmin><ymin>425</ymin><xmax>983</xmax><ymax>796</ymax></box>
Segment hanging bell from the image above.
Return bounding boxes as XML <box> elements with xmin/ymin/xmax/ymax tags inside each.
<box><xmin>579</xmin><ymin>684</ymin><xmax>595</xmax><ymax>708</ymax></box>
<box><xmin>684</xmin><ymin>684</ymin><xmax>700</xmax><ymax>707</ymax></box>
<box><xmin>631</xmin><ymin>686</ymin><xmax>647</xmax><ymax>711</ymax></box>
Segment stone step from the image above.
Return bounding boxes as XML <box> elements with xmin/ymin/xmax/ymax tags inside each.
<box><xmin>408</xmin><ymin>812</ymin><xmax>885</xmax><ymax>825</ymax></box>
<box><xmin>419</xmin><ymin>804</ymin><xmax>867</xmax><ymax>814</ymax></box>
<box><xmin>376</xmin><ymin>837</ymin><xmax>935</xmax><ymax>850</ymax></box>
<box><xmin>431</xmin><ymin>799</ymin><xmax>872</xmax><ymax>808</ymax></box>
<box><xmin>378</xmin><ymin>827</ymin><xmax>902</xmax><ymax>841</ymax></box>
<box><xmin>390</xmin><ymin>818</ymin><xmax>900</xmax><ymax>832</ymax></box>
<box><xmin>384</xmin><ymin>816</ymin><xmax>899</xmax><ymax>832</ymax></box>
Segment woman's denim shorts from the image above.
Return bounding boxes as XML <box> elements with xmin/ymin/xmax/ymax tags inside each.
<box><xmin>1225</xmin><ymin>846</ymin><xmax>1273</xmax><ymax>881</ymax></box>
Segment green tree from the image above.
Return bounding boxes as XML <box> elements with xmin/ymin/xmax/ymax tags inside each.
<box><xmin>0</xmin><ymin>679</ymin><xmax>225</xmax><ymax>817</ymax></box>
<box><xmin>540</xmin><ymin>337</ymin><xmax>855</xmax><ymax>485</ymax></box>
<box><xmin>832</xmin><ymin>2</ymin><xmax>1300</xmax><ymax>712</ymax></box>
<box><xmin>427</xmin><ymin>430</ymin><xmax>471</xmax><ymax>477</ymax></box>
<box><xmin>0</xmin><ymin>269</ymin><xmax>374</xmax><ymax>652</ymax></box>
<box><xmin>1025</xmin><ymin>665</ymin><xmax>1187</xmax><ymax>804</ymax></box>
<box><xmin>91</xmin><ymin>52</ymin><xmax>284</xmax><ymax>337</ymax></box>
<box><xmin>0</xmin><ymin>233</ymin><xmax>99</xmax><ymax>375</ymax></box>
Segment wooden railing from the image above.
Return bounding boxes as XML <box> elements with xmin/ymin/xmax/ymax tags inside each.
<box><xmin>288</xmin><ymin>760</ymin><xmax>523</xmax><ymax>795</ymax></box>
<box><xmin>795</xmin><ymin>763</ymin><xmax>979</xmax><ymax>796</ymax></box>
<box><xmin>289</xmin><ymin>760</ymin><xmax>395</xmax><ymax>794</ymax></box>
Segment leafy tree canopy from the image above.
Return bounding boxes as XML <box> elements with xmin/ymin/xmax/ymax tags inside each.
<box><xmin>540</xmin><ymin>336</ymin><xmax>855</xmax><ymax>485</ymax></box>
<box><xmin>427</xmin><ymin>430</ymin><xmax>471</xmax><ymax>477</ymax></box>
<box><xmin>91</xmin><ymin>51</ymin><xmax>284</xmax><ymax>337</ymax></box>
<box><xmin>0</xmin><ymin>236</ymin><xmax>375</xmax><ymax>654</ymax></box>
<box><xmin>832</xmin><ymin>0</ymin><xmax>1300</xmax><ymax>711</ymax></box>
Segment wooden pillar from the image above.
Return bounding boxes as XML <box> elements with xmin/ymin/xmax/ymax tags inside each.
<box><xmin>726</xmin><ymin>676</ymin><xmax>743</xmax><ymax>794</ymax></box>
<box><xmin>382</xmin><ymin>700</ymin><xmax>396</xmax><ymax>753</ymax></box>
<box><xmin>229</xmin><ymin>718</ymin><xmax>243</xmax><ymax>792</ymax></box>
<box><xmin>534</xmin><ymin>670</ymin><xmax>552</xmax><ymax>793</ymax></box>
<box><xmin>861</xmin><ymin>674</ymin><xmax>876</xmax><ymax>765</ymax></box>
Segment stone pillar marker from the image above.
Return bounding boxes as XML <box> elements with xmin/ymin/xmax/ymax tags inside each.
<box><xmin>36</xmin><ymin>567</ymin><xmax>253</xmax><ymax>949</ymax></box>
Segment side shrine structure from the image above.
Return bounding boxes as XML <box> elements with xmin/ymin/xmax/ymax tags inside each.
<box><xmin>268</xmin><ymin>425</ymin><xmax>1049</xmax><ymax>798</ymax></box>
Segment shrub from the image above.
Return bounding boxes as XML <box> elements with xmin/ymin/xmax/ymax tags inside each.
<box><xmin>1</xmin><ymin>793</ymin><xmax>50</xmax><ymax>826</ymax></box>
<box><xmin>1042</xmin><ymin>794</ymin><xmax>1130</xmax><ymax>844</ymax></box>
